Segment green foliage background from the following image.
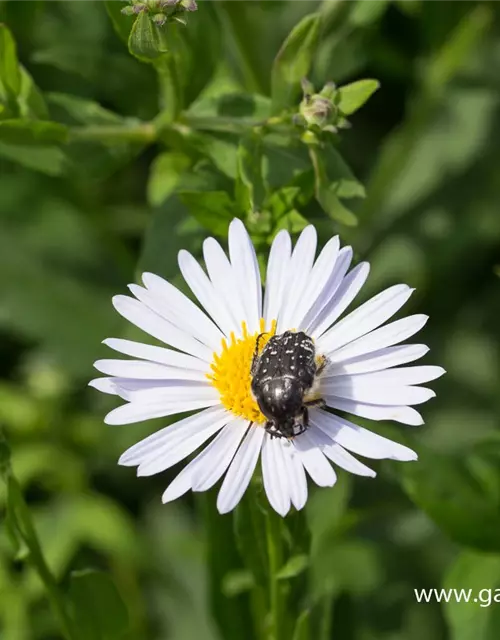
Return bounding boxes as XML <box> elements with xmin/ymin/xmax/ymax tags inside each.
<box><xmin>1</xmin><ymin>1</ymin><xmax>500</xmax><ymax>639</ymax></box>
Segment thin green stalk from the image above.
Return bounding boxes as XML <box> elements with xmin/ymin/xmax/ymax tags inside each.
<box><xmin>3</xmin><ymin>475</ymin><xmax>76</xmax><ymax>640</ymax></box>
<box><xmin>69</xmin><ymin>123</ymin><xmax>156</xmax><ymax>144</ymax></box>
<box><xmin>265</xmin><ymin>512</ymin><xmax>284</xmax><ymax>640</ymax></box>
<box><xmin>319</xmin><ymin>593</ymin><xmax>334</xmax><ymax>640</ymax></box>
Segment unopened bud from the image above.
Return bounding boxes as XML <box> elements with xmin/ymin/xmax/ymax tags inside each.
<box><xmin>152</xmin><ymin>12</ymin><xmax>167</xmax><ymax>26</ymax></box>
<box><xmin>300</xmin><ymin>95</ymin><xmax>335</xmax><ymax>129</ymax></box>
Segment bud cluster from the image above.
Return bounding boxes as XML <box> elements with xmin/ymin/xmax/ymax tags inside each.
<box><xmin>121</xmin><ymin>0</ymin><xmax>197</xmax><ymax>27</ymax></box>
<box><xmin>294</xmin><ymin>78</ymin><xmax>351</xmax><ymax>139</ymax></box>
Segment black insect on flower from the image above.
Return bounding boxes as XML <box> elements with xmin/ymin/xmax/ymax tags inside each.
<box><xmin>251</xmin><ymin>330</ymin><xmax>326</xmax><ymax>439</ymax></box>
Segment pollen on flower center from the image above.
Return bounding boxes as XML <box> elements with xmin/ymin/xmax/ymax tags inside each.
<box><xmin>208</xmin><ymin>319</ymin><xmax>277</xmax><ymax>424</ymax></box>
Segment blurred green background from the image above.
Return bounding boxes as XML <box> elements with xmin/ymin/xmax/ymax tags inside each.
<box><xmin>1</xmin><ymin>1</ymin><xmax>500</xmax><ymax>639</ymax></box>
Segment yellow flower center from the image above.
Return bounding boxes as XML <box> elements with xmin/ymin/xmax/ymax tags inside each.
<box><xmin>208</xmin><ymin>319</ymin><xmax>277</xmax><ymax>424</ymax></box>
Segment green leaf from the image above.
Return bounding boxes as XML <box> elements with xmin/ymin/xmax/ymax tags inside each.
<box><xmin>128</xmin><ymin>11</ymin><xmax>168</xmax><ymax>62</ymax></box>
<box><xmin>0</xmin><ymin>141</ymin><xmax>67</xmax><ymax>175</ymax></box>
<box><xmin>0</xmin><ymin>24</ymin><xmax>21</xmax><ymax>104</ymax></box>
<box><xmin>222</xmin><ymin>570</ymin><xmax>255</xmax><ymax>598</ymax></box>
<box><xmin>236</xmin><ymin>133</ymin><xmax>265</xmax><ymax>214</ymax></box>
<box><xmin>349</xmin><ymin>0</ymin><xmax>390</xmax><ymax>26</ymax></box>
<box><xmin>147</xmin><ymin>151</ymin><xmax>191</xmax><ymax>207</ymax></box>
<box><xmin>309</xmin><ymin>146</ymin><xmax>359</xmax><ymax>226</ymax></box>
<box><xmin>178</xmin><ymin>191</ymin><xmax>236</xmax><ymax>236</ymax></box>
<box><xmin>276</xmin><ymin>554</ymin><xmax>309</xmax><ymax>580</ymax></box>
<box><xmin>68</xmin><ymin>570</ymin><xmax>129</xmax><ymax>640</ymax></box>
<box><xmin>443</xmin><ymin>551</ymin><xmax>500</xmax><ymax>640</ymax></box>
<box><xmin>105</xmin><ymin>0</ymin><xmax>132</xmax><ymax>44</ymax></box>
<box><xmin>292</xmin><ymin>610</ymin><xmax>310</xmax><ymax>640</ymax></box>
<box><xmin>337</xmin><ymin>79</ymin><xmax>380</xmax><ymax>116</ymax></box>
<box><xmin>0</xmin><ymin>120</ymin><xmax>68</xmax><ymax>145</ymax></box>
<box><xmin>18</xmin><ymin>67</ymin><xmax>48</xmax><ymax>119</ymax></box>
<box><xmin>425</xmin><ymin>6</ymin><xmax>492</xmax><ymax>94</ymax></box>
<box><xmin>403</xmin><ymin>447</ymin><xmax>500</xmax><ymax>552</ymax></box>
<box><xmin>234</xmin><ymin>491</ymin><xmax>268</xmax><ymax>589</ymax></box>
<box><xmin>271</xmin><ymin>13</ymin><xmax>321</xmax><ymax>114</ymax></box>
<box><xmin>321</xmin><ymin>146</ymin><xmax>366</xmax><ymax>199</ymax></box>
<box><xmin>274</xmin><ymin>209</ymin><xmax>310</xmax><ymax>235</ymax></box>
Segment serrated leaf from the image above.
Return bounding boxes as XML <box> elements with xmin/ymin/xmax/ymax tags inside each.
<box><xmin>68</xmin><ymin>570</ymin><xmax>129</xmax><ymax>640</ymax></box>
<box><xmin>276</xmin><ymin>554</ymin><xmax>309</xmax><ymax>580</ymax></box>
<box><xmin>271</xmin><ymin>13</ymin><xmax>321</xmax><ymax>114</ymax></box>
<box><xmin>337</xmin><ymin>79</ymin><xmax>380</xmax><ymax>115</ymax></box>
<box><xmin>128</xmin><ymin>11</ymin><xmax>168</xmax><ymax>62</ymax></box>
<box><xmin>147</xmin><ymin>151</ymin><xmax>191</xmax><ymax>207</ymax></box>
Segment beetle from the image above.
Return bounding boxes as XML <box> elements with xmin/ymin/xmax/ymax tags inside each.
<box><xmin>250</xmin><ymin>330</ymin><xmax>327</xmax><ymax>439</ymax></box>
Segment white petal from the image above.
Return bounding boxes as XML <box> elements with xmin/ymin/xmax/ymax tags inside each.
<box><xmin>160</xmin><ymin>464</ymin><xmax>195</xmax><ymax>503</ymax></box>
<box><xmin>94</xmin><ymin>359</ymin><xmax>207</xmax><ymax>382</ymax></box>
<box><xmin>311</xmin><ymin>410</ymin><xmax>417</xmax><ymax>461</ymax></box>
<box><xmin>326</xmin><ymin>315</ymin><xmax>429</xmax><ymax>363</ymax></box>
<box><xmin>330</xmin><ymin>365</ymin><xmax>445</xmax><ymax>387</ymax></box>
<box><xmin>192</xmin><ymin>420</ymin><xmax>249</xmax><ymax>491</ymax></box>
<box><xmin>112</xmin><ymin>381</ymin><xmax>217</xmax><ymax>404</ymax></box>
<box><xmin>119</xmin><ymin>405</ymin><xmax>228</xmax><ymax>465</ymax></box>
<box><xmin>217</xmin><ymin>425</ymin><xmax>265</xmax><ymax>514</ymax></box>
<box><xmin>178</xmin><ymin>249</ymin><xmax>237</xmax><ymax>336</ymax></box>
<box><xmin>305</xmin><ymin>246</ymin><xmax>353</xmax><ymax>335</ymax></box>
<box><xmin>101</xmin><ymin>377</ymin><xmax>206</xmax><ymax>400</ymax></box>
<box><xmin>89</xmin><ymin>377</ymin><xmax>119</xmax><ymax>395</ymax></box>
<box><xmin>322</xmin><ymin>379</ymin><xmax>435</xmax><ymax>406</ymax></box>
<box><xmin>112</xmin><ymin>295</ymin><xmax>213</xmax><ymax>362</ymax></box>
<box><xmin>310</xmin><ymin>261</ymin><xmax>369</xmax><ymax>339</ymax></box>
<box><xmin>263</xmin><ymin>230</ymin><xmax>292</xmax><ymax>327</ymax></box>
<box><xmin>228</xmin><ymin>219</ymin><xmax>262</xmax><ymax>333</ymax></box>
<box><xmin>161</xmin><ymin>420</ymin><xmax>247</xmax><ymax>502</ymax></box>
<box><xmin>203</xmin><ymin>238</ymin><xmax>247</xmax><ymax>332</ymax></box>
<box><xmin>308</xmin><ymin>426</ymin><xmax>376</xmax><ymax>477</ymax></box>
<box><xmin>319</xmin><ymin>284</ymin><xmax>414</xmax><ymax>354</ymax></box>
<box><xmin>137</xmin><ymin>413</ymin><xmax>228</xmax><ymax>476</ymax></box>
<box><xmin>293</xmin><ymin>432</ymin><xmax>336</xmax><ymax>487</ymax></box>
<box><xmin>103</xmin><ymin>338</ymin><xmax>208</xmax><ymax>372</ymax></box>
<box><xmin>277</xmin><ymin>226</ymin><xmax>317</xmax><ymax>332</ymax></box>
<box><xmin>140</xmin><ymin>273</ymin><xmax>223</xmax><ymax>351</ymax></box>
<box><xmin>291</xmin><ymin>235</ymin><xmax>340</xmax><ymax>330</ymax></box>
<box><xmin>261</xmin><ymin>434</ymin><xmax>291</xmax><ymax>517</ymax></box>
<box><xmin>105</xmin><ymin>392</ymin><xmax>220</xmax><ymax>425</ymax></box>
<box><xmin>324</xmin><ymin>344</ymin><xmax>429</xmax><ymax>376</ymax></box>
<box><xmin>325</xmin><ymin>397</ymin><xmax>423</xmax><ymax>426</ymax></box>
<box><xmin>281</xmin><ymin>442</ymin><xmax>308</xmax><ymax>510</ymax></box>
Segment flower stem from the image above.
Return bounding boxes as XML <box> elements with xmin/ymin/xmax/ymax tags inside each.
<box><xmin>265</xmin><ymin>511</ymin><xmax>284</xmax><ymax>640</ymax></box>
<box><xmin>0</xmin><ymin>432</ymin><xmax>77</xmax><ymax>640</ymax></box>
<box><xmin>69</xmin><ymin>123</ymin><xmax>157</xmax><ymax>144</ymax></box>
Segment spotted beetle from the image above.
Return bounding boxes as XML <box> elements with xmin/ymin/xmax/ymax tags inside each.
<box><xmin>250</xmin><ymin>330</ymin><xmax>326</xmax><ymax>439</ymax></box>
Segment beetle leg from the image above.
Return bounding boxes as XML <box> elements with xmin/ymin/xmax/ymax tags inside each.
<box><xmin>305</xmin><ymin>397</ymin><xmax>326</xmax><ymax>410</ymax></box>
<box><xmin>315</xmin><ymin>354</ymin><xmax>329</xmax><ymax>376</ymax></box>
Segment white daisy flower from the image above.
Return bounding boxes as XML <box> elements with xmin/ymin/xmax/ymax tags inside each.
<box><xmin>90</xmin><ymin>219</ymin><xmax>444</xmax><ymax>517</ymax></box>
